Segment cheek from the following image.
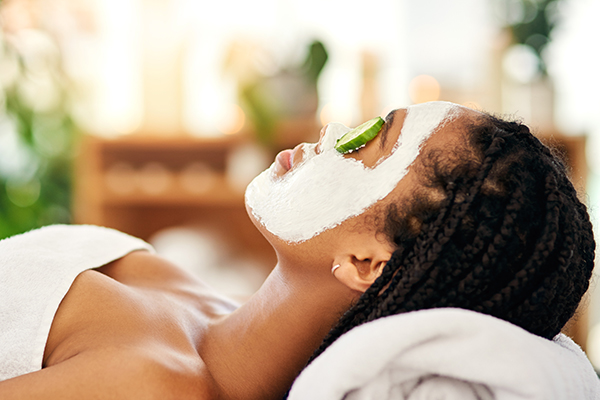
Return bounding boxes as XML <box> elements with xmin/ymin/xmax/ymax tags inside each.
<box><xmin>344</xmin><ymin>139</ymin><xmax>385</xmax><ymax>168</ymax></box>
<box><xmin>245</xmin><ymin>103</ymin><xmax>456</xmax><ymax>243</ymax></box>
<box><xmin>245</xmin><ymin>151</ymin><xmax>403</xmax><ymax>243</ymax></box>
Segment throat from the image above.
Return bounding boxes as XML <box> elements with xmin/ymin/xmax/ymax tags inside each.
<box><xmin>199</xmin><ymin>267</ymin><xmax>350</xmax><ymax>400</ymax></box>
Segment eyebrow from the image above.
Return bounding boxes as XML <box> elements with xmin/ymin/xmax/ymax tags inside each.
<box><xmin>379</xmin><ymin>109</ymin><xmax>397</xmax><ymax>150</ymax></box>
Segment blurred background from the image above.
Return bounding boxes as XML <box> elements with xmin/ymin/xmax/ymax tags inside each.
<box><xmin>1</xmin><ymin>0</ymin><xmax>599</xmax><ymax>364</ymax></box>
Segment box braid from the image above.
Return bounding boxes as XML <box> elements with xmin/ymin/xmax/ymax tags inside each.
<box><xmin>309</xmin><ymin>113</ymin><xmax>596</xmax><ymax>364</ymax></box>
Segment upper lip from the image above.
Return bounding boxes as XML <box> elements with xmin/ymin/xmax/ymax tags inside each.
<box><xmin>274</xmin><ymin>138</ymin><xmax>321</xmax><ymax>178</ymax></box>
<box><xmin>274</xmin><ymin>144</ymin><xmax>303</xmax><ymax>177</ymax></box>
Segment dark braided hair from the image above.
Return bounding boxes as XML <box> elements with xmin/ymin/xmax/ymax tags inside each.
<box><xmin>310</xmin><ymin>112</ymin><xmax>596</xmax><ymax>362</ymax></box>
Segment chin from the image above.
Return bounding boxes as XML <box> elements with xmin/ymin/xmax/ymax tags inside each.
<box><xmin>244</xmin><ymin>195</ymin><xmax>275</xmax><ymax>244</ymax></box>
<box><xmin>244</xmin><ymin>201</ymin><xmax>259</xmax><ymax>230</ymax></box>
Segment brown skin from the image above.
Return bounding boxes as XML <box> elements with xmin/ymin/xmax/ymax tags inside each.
<box><xmin>0</xmin><ymin>105</ymin><xmax>479</xmax><ymax>400</ymax></box>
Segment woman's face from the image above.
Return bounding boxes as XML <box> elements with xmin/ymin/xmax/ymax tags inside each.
<box><xmin>245</xmin><ymin>101</ymin><xmax>462</xmax><ymax>244</ymax></box>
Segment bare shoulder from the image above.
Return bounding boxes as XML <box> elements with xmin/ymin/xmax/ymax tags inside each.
<box><xmin>96</xmin><ymin>251</ymin><xmax>239</xmax><ymax>308</ymax></box>
<box><xmin>37</xmin><ymin>251</ymin><xmax>237</xmax><ymax>399</ymax></box>
<box><xmin>96</xmin><ymin>249</ymin><xmax>212</xmax><ymax>289</ymax></box>
<box><xmin>1</xmin><ymin>345</ymin><xmax>221</xmax><ymax>400</ymax></box>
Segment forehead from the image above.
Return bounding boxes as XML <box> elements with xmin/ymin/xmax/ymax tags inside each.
<box><xmin>391</xmin><ymin>102</ymin><xmax>481</xmax><ymax>124</ymax></box>
<box><xmin>378</xmin><ymin>102</ymin><xmax>463</xmax><ymax>151</ymax></box>
<box><xmin>379</xmin><ymin>103</ymin><xmax>480</xmax><ymax>194</ymax></box>
<box><xmin>395</xmin><ymin>103</ymin><xmax>481</xmax><ymax>145</ymax></box>
<box><xmin>401</xmin><ymin>102</ymin><xmax>480</xmax><ymax>129</ymax></box>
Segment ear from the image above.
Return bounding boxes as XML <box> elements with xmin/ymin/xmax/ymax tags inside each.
<box><xmin>332</xmin><ymin>239</ymin><xmax>392</xmax><ymax>293</ymax></box>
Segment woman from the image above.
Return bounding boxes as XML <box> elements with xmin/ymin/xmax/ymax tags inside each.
<box><xmin>0</xmin><ymin>101</ymin><xmax>595</xmax><ymax>399</ymax></box>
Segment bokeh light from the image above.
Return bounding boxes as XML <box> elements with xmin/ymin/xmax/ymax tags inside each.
<box><xmin>319</xmin><ymin>103</ymin><xmax>352</xmax><ymax>127</ymax></box>
<box><xmin>503</xmin><ymin>44</ymin><xmax>540</xmax><ymax>84</ymax></box>
<box><xmin>408</xmin><ymin>75</ymin><xmax>441</xmax><ymax>104</ymax></box>
<box><xmin>217</xmin><ymin>104</ymin><xmax>246</xmax><ymax>135</ymax></box>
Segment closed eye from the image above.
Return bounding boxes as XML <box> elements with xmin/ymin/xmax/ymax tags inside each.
<box><xmin>380</xmin><ymin>111</ymin><xmax>396</xmax><ymax>150</ymax></box>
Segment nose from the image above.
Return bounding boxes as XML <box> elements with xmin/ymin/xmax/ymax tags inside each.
<box><xmin>316</xmin><ymin>124</ymin><xmax>330</xmax><ymax>154</ymax></box>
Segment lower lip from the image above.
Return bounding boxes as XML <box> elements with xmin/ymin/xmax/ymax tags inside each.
<box><xmin>276</xmin><ymin>149</ymin><xmax>293</xmax><ymax>171</ymax></box>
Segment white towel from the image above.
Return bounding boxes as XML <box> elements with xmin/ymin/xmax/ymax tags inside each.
<box><xmin>0</xmin><ymin>225</ymin><xmax>154</xmax><ymax>381</ymax></box>
<box><xmin>289</xmin><ymin>308</ymin><xmax>600</xmax><ymax>400</ymax></box>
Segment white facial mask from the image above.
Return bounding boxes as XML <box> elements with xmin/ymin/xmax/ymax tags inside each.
<box><xmin>245</xmin><ymin>101</ymin><xmax>458</xmax><ymax>243</ymax></box>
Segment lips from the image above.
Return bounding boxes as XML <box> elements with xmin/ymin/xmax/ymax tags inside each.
<box><xmin>276</xmin><ymin>149</ymin><xmax>293</xmax><ymax>171</ymax></box>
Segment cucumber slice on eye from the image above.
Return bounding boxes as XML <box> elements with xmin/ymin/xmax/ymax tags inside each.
<box><xmin>334</xmin><ymin>117</ymin><xmax>385</xmax><ymax>154</ymax></box>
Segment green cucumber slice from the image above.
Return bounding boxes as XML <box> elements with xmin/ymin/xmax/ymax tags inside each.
<box><xmin>334</xmin><ymin>117</ymin><xmax>384</xmax><ymax>154</ymax></box>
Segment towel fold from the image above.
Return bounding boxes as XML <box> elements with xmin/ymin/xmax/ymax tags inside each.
<box><xmin>0</xmin><ymin>225</ymin><xmax>154</xmax><ymax>381</ymax></box>
<box><xmin>289</xmin><ymin>308</ymin><xmax>600</xmax><ymax>400</ymax></box>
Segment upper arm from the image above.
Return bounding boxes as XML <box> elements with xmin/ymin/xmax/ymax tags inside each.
<box><xmin>1</xmin><ymin>350</ymin><xmax>144</xmax><ymax>400</ymax></box>
<box><xmin>0</xmin><ymin>349</ymin><xmax>211</xmax><ymax>400</ymax></box>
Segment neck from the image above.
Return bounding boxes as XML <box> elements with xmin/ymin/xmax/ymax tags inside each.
<box><xmin>201</xmin><ymin>264</ymin><xmax>353</xmax><ymax>400</ymax></box>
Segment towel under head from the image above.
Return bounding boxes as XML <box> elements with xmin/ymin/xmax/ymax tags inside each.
<box><xmin>289</xmin><ymin>308</ymin><xmax>600</xmax><ymax>400</ymax></box>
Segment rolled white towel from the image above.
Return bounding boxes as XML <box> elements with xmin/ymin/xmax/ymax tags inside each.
<box><xmin>289</xmin><ymin>308</ymin><xmax>600</xmax><ymax>400</ymax></box>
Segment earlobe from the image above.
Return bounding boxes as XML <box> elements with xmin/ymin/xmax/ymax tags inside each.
<box><xmin>332</xmin><ymin>257</ymin><xmax>388</xmax><ymax>293</ymax></box>
<box><xmin>330</xmin><ymin>232</ymin><xmax>393</xmax><ymax>293</ymax></box>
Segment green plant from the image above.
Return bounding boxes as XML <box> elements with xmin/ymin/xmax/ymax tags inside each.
<box><xmin>0</xmin><ymin>25</ymin><xmax>76</xmax><ymax>239</ymax></box>
<box><xmin>239</xmin><ymin>40</ymin><xmax>328</xmax><ymax>149</ymax></box>
<box><xmin>500</xmin><ymin>0</ymin><xmax>564</xmax><ymax>74</ymax></box>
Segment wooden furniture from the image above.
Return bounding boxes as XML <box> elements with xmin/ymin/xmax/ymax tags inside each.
<box><xmin>73</xmin><ymin>133</ymin><xmax>277</xmax><ymax>271</ymax></box>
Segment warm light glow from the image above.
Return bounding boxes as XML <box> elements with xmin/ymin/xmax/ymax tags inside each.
<box><xmin>95</xmin><ymin>0</ymin><xmax>143</xmax><ymax>136</ymax></box>
<box><xmin>217</xmin><ymin>104</ymin><xmax>246</xmax><ymax>135</ymax></box>
<box><xmin>408</xmin><ymin>75</ymin><xmax>441</xmax><ymax>104</ymax></box>
<box><xmin>587</xmin><ymin>322</ymin><xmax>600</xmax><ymax>368</ymax></box>
<box><xmin>319</xmin><ymin>103</ymin><xmax>352</xmax><ymax>127</ymax></box>
<box><xmin>319</xmin><ymin>103</ymin><xmax>333</xmax><ymax>126</ymax></box>
<box><xmin>380</xmin><ymin>104</ymin><xmax>397</xmax><ymax>119</ymax></box>
<box><xmin>462</xmin><ymin>101</ymin><xmax>481</xmax><ymax>111</ymax></box>
<box><xmin>114</xmin><ymin>115</ymin><xmax>142</xmax><ymax>135</ymax></box>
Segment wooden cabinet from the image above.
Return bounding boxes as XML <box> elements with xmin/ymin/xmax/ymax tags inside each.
<box><xmin>73</xmin><ymin>134</ymin><xmax>277</xmax><ymax>271</ymax></box>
